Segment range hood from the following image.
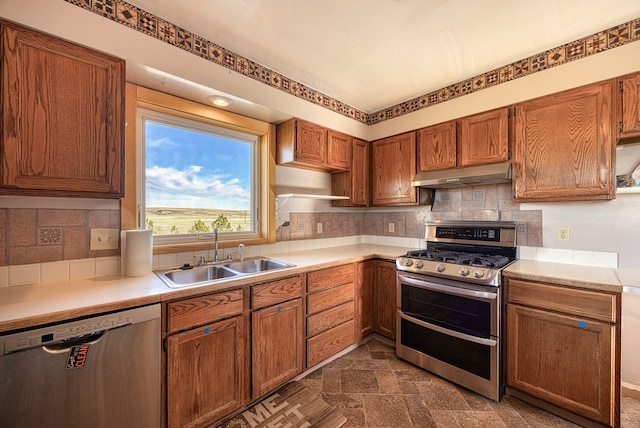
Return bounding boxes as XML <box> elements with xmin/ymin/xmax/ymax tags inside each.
<box><xmin>412</xmin><ymin>162</ymin><xmax>512</xmax><ymax>188</ymax></box>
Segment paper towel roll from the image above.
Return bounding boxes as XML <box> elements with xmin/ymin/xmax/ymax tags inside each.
<box><xmin>121</xmin><ymin>229</ymin><xmax>153</xmax><ymax>277</ymax></box>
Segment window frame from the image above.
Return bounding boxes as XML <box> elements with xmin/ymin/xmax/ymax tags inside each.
<box><xmin>138</xmin><ymin>108</ymin><xmax>259</xmax><ymax>243</ymax></box>
<box><xmin>122</xmin><ymin>84</ymin><xmax>276</xmax><ymax>254</ymax></box>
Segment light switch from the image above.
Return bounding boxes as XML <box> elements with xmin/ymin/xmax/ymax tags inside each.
<box><xmin>90</xmin><ymin>228</ymin><xmax>120</xmax><ymax>250</ymax></box>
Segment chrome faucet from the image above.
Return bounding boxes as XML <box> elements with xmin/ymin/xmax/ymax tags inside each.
<box><xmin>213</xmin><ymin>228</ymin><xmax>220</xmax><ymax>262</ymax></box>
<box><xmin>238</xmin><ymin>243</ymin><xmax>244</xmax><ymax>262</ymax></box>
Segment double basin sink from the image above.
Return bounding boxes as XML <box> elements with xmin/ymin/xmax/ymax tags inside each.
<box><xmin>155</xmin><ymin>257</ymin><xmax>295</xmax><ymax>288</ymax></box>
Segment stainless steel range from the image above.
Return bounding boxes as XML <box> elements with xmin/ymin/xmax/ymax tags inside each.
<box><xmin>396</xmin><ymin>221</ymin><xmax>517</xmax><ymax>401</ymax></box>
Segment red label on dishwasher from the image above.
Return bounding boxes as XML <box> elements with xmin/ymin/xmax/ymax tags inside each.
<box><xmin>66</xmin><ymin>344</ymin><xmax>90</xmax><ymax>369</ymax></box>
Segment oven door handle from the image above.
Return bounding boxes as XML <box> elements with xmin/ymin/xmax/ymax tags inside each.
<box><xmin>398</xmin><ymin>274</ymin><xmax>498</xmax><ymax>301</ymax></box>
<box><xmin>399</xmin><ymin>312</ymin><xmax>497</xmax><ymax>347</ymax></box>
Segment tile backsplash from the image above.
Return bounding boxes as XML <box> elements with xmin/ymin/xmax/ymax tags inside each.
<box><xmin>276</xmin><ymin>184</ymin><xmax>543</xmax><ymax>247</ymax></box>
<box><xmin>1</xmin><ymin>207</ymin><xmax>121</xmax><ymax>266</ymax></box>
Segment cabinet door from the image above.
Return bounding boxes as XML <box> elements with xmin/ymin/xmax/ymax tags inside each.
<box><xmin>332</xmin><ymin>138</ymin><xmax>369</xmax><ymax>207</ymax></box>
<box><xmin>295</xmin><ymin>120</ymin><xmax>327</xmax><ymax>165</ymax></box>
<box><xmin>417</xmin><ymin>121</ymin><xmax>458</xmax><ymax>171</ymax></box>
<box><xmin>507</xmin><ymin>304</ymin><xmax>616</xmax><ymax>426</ymax></box>
<box><xmin>371</xmin><ymin>132</ymin><xmax>417</xmax><ymax>206</ymax></box>
<box><xmin>1</xmin><ymin>20</ymin><xmax>124</xmax><ymax>198</ymax></box>
<box><xmin>374</xmin><ymin>261</ymin><xmax>397</xmax><ymax>339</ymax></box>
<box><xmin>620</xmin><ymin>72</ymin><xmax>640</xmax><ymax>141</ymax></box>
<box><xmin>327</xmin><ymin>130</ymin><xmax>351</xmax><ymax>171</ymax></box>
<box><xmin>167</xmin><ymin>315</ymin><xmax>247</xmax><ymax>428</ymax></box>
<box><xmin>459</xmin><ymin>108</ymin><xmax>510</xmax><ymax>167</ymax></box>
<box><xmin>252</xmin><ymin>298</ymin><xmax>304</xmax><ymax>398</ymax></box>
<box><xmin>513</xmin><ymin>81</ymin><xmax>616</xmax><ymax>202</ymax></box>
<box><xmin>356</xmin><ymin>261</ymin><xmax>374</xmax><ymax>338</ymax></box>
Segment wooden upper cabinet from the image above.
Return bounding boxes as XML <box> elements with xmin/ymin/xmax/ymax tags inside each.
<box><xmin>277</xmin><ymin>118</ymin><xmax>350</xmax><ymax>172</ymax></box>
<box><xmin>512</xmin><ymin>80</ymin><xmax>616</xmax><ymax>202</ymax></box>
<box><xmin>458</xmin><ymin>107</ymin><xmax>510</xmax><ymax>167</ymax></box>
<box><xmin>0</xmin><ymin>20</ymin><xmax>125</xmax><ymax>198</ymax></box>
<box><xmin>327</xmin><ymin>130</ymin><xmax>352</xmax><ymax>170</ymax></box>
<box><xmin>332</xmin><ymin>138</ymin><xmax>369</xmax><ymax>207</ymax></box>
<box><xmin>417</xmin><ymin>120</ymin><xmax>458</xmax><ymax>171</ymax></box>
<box><xmin>620</xmin><ymin>72</ymin><xmax>640</xmax><ymax>142</ymax></box>
<box><xmin>371</xmin><ymin>132</ymin><xmax>419</xmax><ymax>206</ymax></box>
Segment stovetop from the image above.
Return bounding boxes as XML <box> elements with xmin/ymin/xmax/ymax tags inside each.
<box><xmin>396</xmin><ymin>221</ymin><xmax>518</xmax><ymax>287</ymax></box>
<box><xmin>405</xmin><ymin>249</ymin><xmax>513</xmax><ymax>269</ymax></box>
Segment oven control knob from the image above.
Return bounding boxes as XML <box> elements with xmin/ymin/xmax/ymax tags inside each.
<box><xmin>415</xmin><ymin>261</ymin><xmax>424</xmax><ymax>269</ymax></box>
<box><xmin>459</xmin><ymin>268</ymin><xmax>470</xmax><ymax>276</ymax></box>
<box><xmin>473</xmin><ymin>270</ymin><xmax>485</xmax><ymax>278</ymax></box>
<box><xmin>436</xmin><ymin>263</ymin><xmax>446</xmax><ymax>272</ymax></box>
<box><xmin>404</xmin><ymin>259</ymin><xmax>413</xmax><ymax>267</ymax></box>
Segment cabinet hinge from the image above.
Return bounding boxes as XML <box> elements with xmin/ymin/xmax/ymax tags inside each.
<box><xmin>507</xmin><ymin>150</ymin><xmax>512</xmax><ymax>160</ymax></box>
<box><xmin>619</xmin><ymin>122</ymin><xmax>624</xmax><ymax>133</ymax></box>
<box><xmin>620</xmin><ymin>81</ymin><xmax>624</xmax><ymax>92</ymax></box>
<box><xmin>513</xmin><ymin>189</ymin><xmax>517</xmax><ymax>199</ymax></box>
<box><xmin>162</xmin><ymin>338</ymin><xmax>167</xmax><ymax>352</ymax></box>
<box><xmin>294</xmin><ymin>150</ymin><xmax>299</xmax><ymax>157</ymax></box>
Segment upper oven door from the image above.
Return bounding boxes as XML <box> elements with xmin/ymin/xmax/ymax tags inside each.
<box><xmin>397</xmin><ymin>272</ymin><xmax>500</xmax><ymax>338</ymax></box>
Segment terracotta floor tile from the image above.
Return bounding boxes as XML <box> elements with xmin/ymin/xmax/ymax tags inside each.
<box><xmin>321</xmin><ymin>392</ymin><xmax>363</xmax><ymax>410</ymax></box>
<box><xmin>341</xmin><ymin>370</ymin><xmax>380</xmax><ymax>393</ymax></box>
<box><xmin>340</xmin><ymin>408</ymin><xmax>366</xmax><ymax>427</ymax></box>
<box><xmin>296</xmin><ymin>338</ymin><xmax>639</xmax><ymax>428</ymax></box>
<box><xmin>454</xmin><ymin>410</ymin><xmax>508</xmax><ymax>428</ymax></box>
<box><xmin>403</xmin><ymin>394</ymin><xmax>438</xmax><ymax>428</ymax></box>
<box><xmin>362</xmin><ymin>394</ymin><xmax>414</xmax><ymax>427</ymax></box>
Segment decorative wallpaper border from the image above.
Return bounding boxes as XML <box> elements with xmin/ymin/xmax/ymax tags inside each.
<box><xmin>65</xmin><ymin>0</ymin><xmax>640</xmax><ymax>125</ymax></box>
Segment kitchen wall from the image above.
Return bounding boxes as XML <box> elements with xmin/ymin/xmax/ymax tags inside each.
<box><xmin>2</xmin><ymin>0</ymin><xmax>640</xmax><ymax>392</ymax></box>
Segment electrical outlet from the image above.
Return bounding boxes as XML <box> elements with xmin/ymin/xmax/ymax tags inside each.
<box><xmin>388</xmin><ymin>222</ymin><xmax>395</xmax><ymax>233</ymax></box>
<box><xmin>557</xmin><ymin>226</ymin><xmax>570</xmax><ymax>242</ymax></box>
<box><xmin>90</xmin><ymin>228</ymin><xmax>120</xmax><ymax>250</ymax></box>
<box><xmin>317</xmin><ymin>222</ymin><xmax>323</xmax><ymax>234</ymax></box>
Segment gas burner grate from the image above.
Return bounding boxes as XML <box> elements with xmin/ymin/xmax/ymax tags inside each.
<box><xmin>404</xmin><ymin>250</ymin><xmax>513</xmax><ymax>268</ymax></box>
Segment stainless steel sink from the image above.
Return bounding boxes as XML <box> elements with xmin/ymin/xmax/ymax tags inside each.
<box><xmin>225</xmin><ymin>258</ymin><xmax>295</xmax><ymax>274</ymax></box>
<box><xmin>156</xmin><ymin>265</ymin><xmax>238</xmax><ymax>288</ymax></box>
<box><xmin>154</xmin><ymin>257</ymin><xmax>295</xmax><ymax>288</ymax></box>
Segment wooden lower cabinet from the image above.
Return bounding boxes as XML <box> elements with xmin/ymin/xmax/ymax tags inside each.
<box><xmin>374</xmin><ymin>261</ymin><xmax>397</xmax><ymax>339</ymax></box>
<box><xmin>505</xmin><ymin>278</ymin><xmax>620</xmax><ymax>427</ymax></box>
<box><xmin>166</xmin><ymin>315</ymin><xmax>247</xmax><ymax>428</ymax></box>
<box><xmin>306</xmin><ymin>264</ymin><xmax>357</xmax><ymax>368</ymax></box>
<box><xmin>356</xmin><ymin>261</ymin><xmax>375</xmax><ymax>338</ymax></box>
<box><xmin>252</xmin><ymin>298</ymin><xmax>304</xmax><ymax>398</ymax></box>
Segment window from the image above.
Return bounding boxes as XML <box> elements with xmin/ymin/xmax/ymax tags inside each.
<box><xmin>139</xmin><ymin>109</ymin><xmax>258</xmax><ymax>244</ymax></box>
<box><xmin>124</xmin><ymin>85</ymin><xmax>276</xmax><ymax>252</ymax></box>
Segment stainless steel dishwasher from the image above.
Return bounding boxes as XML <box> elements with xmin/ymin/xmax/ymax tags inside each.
<box><xmin>0</xmin><ymin>304</ymin><xmax>161</xmax><ymax>427</ymax></box>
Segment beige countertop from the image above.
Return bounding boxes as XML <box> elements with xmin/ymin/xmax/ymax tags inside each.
<box><xmin>2</xmin><ymin>243</ymin><xmax>637</xmax><ymax>334</ymax></box>
<box><xmin>0</xmin><ymin>244</ymin><xmax>407</xmax><ymax>334</ymax></box>
<box><xmin>503</xmin><ymin>259</ymin><xmax>623</xmax><ymax>293</ymax></box>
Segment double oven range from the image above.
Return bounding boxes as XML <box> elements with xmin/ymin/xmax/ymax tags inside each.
<box><xmin>396</xmin><ymin>221</ymin><xmax>517</xmax><ymax>401</ymax></box>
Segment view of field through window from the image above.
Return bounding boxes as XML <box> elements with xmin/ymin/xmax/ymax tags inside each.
<box><xmin>143</xmin><ymin>116</ymin><xmax>254</xmax><ymax>235</ymax></box>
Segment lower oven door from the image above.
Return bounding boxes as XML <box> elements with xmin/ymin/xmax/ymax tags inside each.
<box><xmin>396</xmin><ymin>272</ymin><xmax>501</xmax><ymax>401</ymax></box>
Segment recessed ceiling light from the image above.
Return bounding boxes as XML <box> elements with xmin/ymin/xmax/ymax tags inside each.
<box><xmin>207</xmin><ymin>95</ymin><xmax>234</xmax><ymax>107</ymax></box>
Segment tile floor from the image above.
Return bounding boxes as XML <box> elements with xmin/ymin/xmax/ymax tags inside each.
<box><xmin>298</xmin><ymin>338</ymin><xmax>640</xmax><ymax>428</ymax></box>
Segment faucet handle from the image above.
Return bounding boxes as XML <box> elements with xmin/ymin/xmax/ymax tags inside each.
<box><xmin>193</xmin><ymin>255</ymin><xmax>206</xmax><ymax>266</ymax></box>
<box><xmin>225</xmin><ymin>249</ymin><xmax>236</xmax><ymax>261</ymax></box>
<box><xmin>238</xmin><ymin>243</ymin><xmax>245</xmax><ymax>261</ymax></box>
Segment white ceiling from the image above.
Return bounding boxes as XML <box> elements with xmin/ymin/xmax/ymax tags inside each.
<box><xmin>126</xmin><ymin>0</ymin><xmax>640</xmax><ymax>114</ymax></box>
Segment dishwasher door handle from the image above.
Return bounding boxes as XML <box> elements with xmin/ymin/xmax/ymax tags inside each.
<box><xmin>42</xmin><ymin>331</ymin><xmax>106</xmax><ymax>354</ymax></box>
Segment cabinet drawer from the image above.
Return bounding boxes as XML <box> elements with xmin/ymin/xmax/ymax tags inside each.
<box><xmin>307</xmin><ymin>301</ymin><xmax>355</xmax><ymax>337</ymax></box>
<box><xmin>507</xmin><ymin>279</ymin><xmax>618</xmax><ymax>323</ymax></box>
<box><xmin>251</xmin><ymin>276</ymin><xmax>302</xmax><ymax>309</ymax></box>
<box><xmin>307</xmin><ymin>282</ymin><xmax>355</xmax><ymax>315</ymax></box>
<box><xmin>167</xmin><ymin>289</ymin><xmax>244</xmax><ymax>333</ymax></box>
<box><xmin>307</xmin><ymin>319</ymin><xmax>355</xmax><ymax>368</ymax></box>
<box><xmin>307</xmin><ymin>264</ymin><xmax>355</xmax><ymax>293</ymax></box>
